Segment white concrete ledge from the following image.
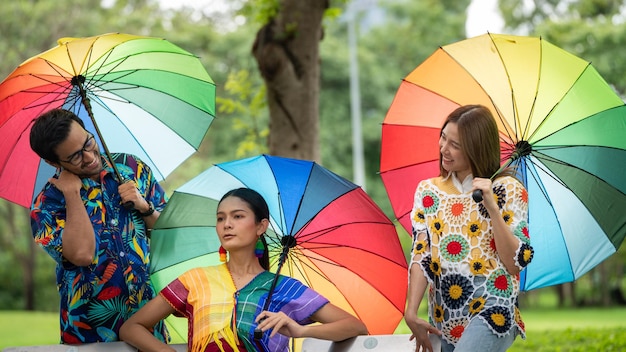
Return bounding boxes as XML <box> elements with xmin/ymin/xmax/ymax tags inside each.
<box><xmin>302</xmin><ymin>334</ymin><xmax>440</xmax><ymax>352</ymax></box>
<box><xmin>3</xmin><ymin>334</ymin><xmax>441</xmax><ymax>352</ymax></box>
<box><xmin>2</xmin><ymin>342</ymin><xmax>185</xmax><ymax>352</ymax></box>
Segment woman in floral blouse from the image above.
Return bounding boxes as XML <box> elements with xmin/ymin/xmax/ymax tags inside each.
<box><xmin>404</xmin><ymin>105</ymin><xmax>534</xmax><ymax>352</ymax></box>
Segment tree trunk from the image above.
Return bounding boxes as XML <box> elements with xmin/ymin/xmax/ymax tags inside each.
<box><xmin>599</xmin><ymin>261</ymin><xmax>611</xmax><ymax>306</ymax></box>
<box><xmin>252</xmin><ymin>0</ymin><xmax>328</xmax><ymax>162</ymax></box>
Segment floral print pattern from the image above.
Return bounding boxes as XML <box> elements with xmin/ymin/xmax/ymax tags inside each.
<box><xmin>410</xmin><ymin>176</ymin><xmax>534</xmax><ymax>346</ymax></box>
<box><xmin>31</xmin><ymin>154</ymin><xmax>169</xmax><ymax>343</ymax></box>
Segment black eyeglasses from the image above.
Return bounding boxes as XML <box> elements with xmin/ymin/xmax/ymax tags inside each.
<box><xmin>60</xmin><ymin>133</ymin><xmax>97</xmax><ymax>166</ymax></box>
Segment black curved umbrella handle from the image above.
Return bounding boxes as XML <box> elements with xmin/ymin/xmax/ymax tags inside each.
<box><xmin>123</xmin><ymin>201</ymin><xmax>134</xmax><ymax>209</ymax></box>
<box><xmin>254</xmin><ymin>327</ymin><xmax>263</xmax><ymax>339</ymax></box>
<box><xmin>254</xmin><ymin>316</ymin><xmax>267</xmax><ymax>339</ymax></box>
<box><xmin>472</xmin><ymin>189</ymin><xmax>483</xmax><ymax>203</ymax></box>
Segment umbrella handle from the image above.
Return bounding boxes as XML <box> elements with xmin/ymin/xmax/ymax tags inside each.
<box><xmin>472</xmin><ymin>158</ymin><xmax>515</xmax><ymax>203</ymax></box>
<box><xmin>253</xmin><ymin>243</ymin><xmax>293</xmax><ymax>341</ymax></box>
<box><xmin>254</xmin><ymin>325</ymin><xmax>264</xmax><ymax>339</ymax></box>
<box><xmin>472</xmin><ymin>157</ymin><xmax>520</xmax><ymax>203</ymax></box>
<box><xmin>472</xmin><ymin>189</ymin><xmax>483</xmax><ymax>202</ymax></box>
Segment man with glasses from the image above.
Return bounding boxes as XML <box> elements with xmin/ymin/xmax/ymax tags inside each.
<box><xmin>29</xmin><ymin>108</ymin><xmax>169</xmax><ymax>344</ymax></box>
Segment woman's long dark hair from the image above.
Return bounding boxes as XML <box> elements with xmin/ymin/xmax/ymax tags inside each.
<box><xmin>219</xmin><ymin>188</ymin><xmax>270</xmax><ymax>270</ymax></box>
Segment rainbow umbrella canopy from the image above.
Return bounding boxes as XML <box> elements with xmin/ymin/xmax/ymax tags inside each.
<box><xmin>150</xmin><ymin>154</ymin><xmax>408</xmax><ymax>338</ymax></box>
<box><xmin>0</xmin><ymin>32</ymin><xmax>215</xmax><ymax>207</ymax></box>
<box><xmin>380</xmin><ymin>33</ymin><xmax>626</xmax><ymax>291</ymax></box>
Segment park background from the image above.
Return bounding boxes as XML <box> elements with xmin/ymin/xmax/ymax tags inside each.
<box><xmin>1</xmin><ymin>0</ymin><xmax>625</xmax><ymax>350</ymax></box>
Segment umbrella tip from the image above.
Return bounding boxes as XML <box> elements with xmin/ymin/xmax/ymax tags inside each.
<box><xmin>281</xmin><ymin>235</ymin><xmax>297</xmax><ymax>249</ymax></box>
<box><xmin>512</xmin><ymin>140</ymin><xmax>532</xmax><ymax>160</ymax></box>
<box><xmin>57</xmin><ymin>37</ymin><xmax>79</xmax><ymax>45</ymax></box>
<box><xmin>71</xmin><ymin>75</ymin><xmax>86</xmax><ymax>86</ymax></box>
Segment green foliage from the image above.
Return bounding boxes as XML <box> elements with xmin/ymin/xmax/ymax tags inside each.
<box><xmin>239</xmin><ymin>0</ymin><xmax>281</xmax><ymax>26</ymax></box>
<box><xmin>0</xmin><ymin>201</ymin><xmax>58</xmax><ymax>311</ymax></box>
<box><xmin>0</xmin><ymin>242</ymin><xmax>58</xmax><ymax>311</ymax></box>
<box><xmin>510</xmin><ymin>327</ymin><xmax>626</xmax><ymax>351</ymax></box>
<box><xmin>575</xmin><ymin>0</ymin><xmax>623</xmax><ymax>17</ymax></box>
<box><xmin>216</xmin><ymin>70</ymin><xmax>269</xmax><ymax>158</ymax></box>
<box><xmin>324</xmin><ymin>5</ymin><xmax>344</xmax><ymax>22</ymax></box>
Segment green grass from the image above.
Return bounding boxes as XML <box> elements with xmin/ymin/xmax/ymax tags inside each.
<box><xmin>510</xmin><ymin>307</ymin><xmax>626</xmax><ymax>351</ymax></box>
<box><xmin>0</xmin><ymin>311</ymin><xmax>59</xmax><ymax>349</ymax></box>
<box><xmin>510</xmin><ymin>327</ymin><xmax>626</xmax><ymax>351</ymax></box>
<box><xmin>2</xmin><ymin>308</ymin><xmax>626</xmax><ymax>350</ymax></box>
<box><xmin>520</xmin><ymin>307</ymin><xmax>626</xmax><ymax>331</ymax></box>
<box><xmin>394</xmin><ymin>306</ymin><xmax>626</xmax><ymax>351</ymax></box>
<box><xmin>0</xmin><ymin>311</ymin><xmax>186</xmax><ymax>350</ymax></box>
<box><xmin>395</xmin><ymin>307</ymin><xmax>626</xmax><ymax>334</ymax></box>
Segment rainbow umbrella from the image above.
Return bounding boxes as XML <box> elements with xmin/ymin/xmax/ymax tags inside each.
<box><xmin>380</xmin><ymin>33</ymin><xmax>626</xmax><ymax>290</ymax></box>
<box><xmin>150</xmin><ymin>154</ymin><xmax>407</xmax><ymax>338</ymax></box>
<box><xmin>0</xmin><ymin>32</ymin><xmax>215</xmax><ymax>207</ymax></box>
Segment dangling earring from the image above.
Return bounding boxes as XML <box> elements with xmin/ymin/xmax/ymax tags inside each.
<box><xmin>255</xmin><ymin>237</ymin><xmax>264</xmax><ymax>259</ymax></box>
<box><xmin>219</xmin><ymin>246</ymin><xmax>227</xmax><ymax>262</ymax></box>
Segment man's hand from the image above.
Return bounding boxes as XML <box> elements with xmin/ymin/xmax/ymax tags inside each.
<box><xmin>48</xmin><ymin>169</ymin><xmax>82</xmax><ymax>195</ymax></box>
<box><xmin>118</xmin><ymin>180</ymin><xmax>148</xmax><ymax>212</ymax></box>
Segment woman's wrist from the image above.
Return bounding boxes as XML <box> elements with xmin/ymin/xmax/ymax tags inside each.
<box><xmin>404</xmin><ymin>311</ymin><xmax>421</xmax><ymax>324</ymax></box>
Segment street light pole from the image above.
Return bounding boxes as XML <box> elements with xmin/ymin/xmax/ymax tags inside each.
<box><xmin>348</xmin><ymin>1</ymin><xmax>366</xmax><ymax>190</ymax></box>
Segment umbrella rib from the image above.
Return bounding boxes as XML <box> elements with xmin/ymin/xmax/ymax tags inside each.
<box><xmin>64</xmin><ymin>40</ymin><xmax>82</xmax><ymax>76</ymax></box>
<box><xmin>526</xmin><ymin>64</ymin><xmax>594</xmax><ymax>144</ymax></box>
<box><xmin>525</xmin><ymin>160</ymin><xmax>553</xmax><ymax>203</ymax></box>
<box><xmin>18</xmin><ymin>91</ymin><xmax>69</xmax><ymax>111</ymax></box>
<box><xmin>378</xmin><ymin>158</ymin><xmax>439</xmax><ymax>174</ymax></box>
<box><xmin>13</xmin><ymin>62</ymin><xmax>73</xmax><ymax>109</ymax></box>
<box><xmin>275</xmin><ymin>192</ymin><xmax>288</xmax><ymax>237</ymax></box>
<box><xmin>81</xmin><ymin>44</ymin><xmax>145</xmax><ymax>101</ymax></box>
<box><xmin>271</xmin><ymin>220</ymin><xmax>406</xmax><ymax>269</ymax></box>
<box><xmin>295</xmin><ymin>220</ymin><xmax>396</xmax><ymax>244</ymax></box>
<box><xmin>284</xmin><ymin>250</ymin><xmax>335</xmax><ymax>283</ymax></box>
<box><xmin>525</xmin><ymin>152</ymin><xmax>574</xmax><ymax>199</ymax></box>
<box><xmin>83</xmin><ymin>40</ymin><xmax>118</xmax><ymax>80</ymax></box>
<box><xmin>282</xmin><ymin>245</ymin><xmax>407</xmax><ymax>312</ymax></box>
<box><xmin>532</xmin><ymin>149</ymin><xmax>592</xmax><ymax>188</ymax></box>
<box><xmin>302</xmin><ymin>241</ymin><xmax>407</xmax><ymax>266</ymax></box>
<box><xmin>291</xmin><ymin>221</ymin><xmax>413</xmax><ymax>265</ymax></box>
<box><xmin>484</xmin><ymin>33</ymin><xmax>521</xmax><ymax>143</ymax></box>
<box><xmin>38</xmin><ymin>58</ymin><xmax>73</xmax><ymax>83</ymax></box>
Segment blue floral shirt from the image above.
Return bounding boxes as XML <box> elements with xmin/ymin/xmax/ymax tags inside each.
<box><xmin>30</xmin><ymin>154</ymin><xmax>169</xmax><ymax>344</ymax></box>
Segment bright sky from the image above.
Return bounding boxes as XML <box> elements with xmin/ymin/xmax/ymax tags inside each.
<box><xmin>158</xmin><ymin>0</ymin><xmax>505</xmax><ymax>37</ymax></box>
<box><xmin>466</xmin><ymin>0</ymin><xmax>505</xmax><ymax>37</ymax></box>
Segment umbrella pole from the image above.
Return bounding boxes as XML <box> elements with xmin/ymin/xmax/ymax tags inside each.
<box><xmin>472</xmin><ymin>141</ymin><xmax>532</xmax><ymax>202</ymax></box>
<box><xmin>253</xmin><ymin>237</ymin><xmax>294</xmax><ymax>341</ymax></box>
<box><xmin>73</xmin><ymin>76</ymin><xmax>134</xmax><ymax>208</ymax></box>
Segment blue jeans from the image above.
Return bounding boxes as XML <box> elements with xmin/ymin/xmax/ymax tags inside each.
<box><xmin>441</xmin><ymin>318</ymin><xmax>517</xmax><ymax>352</ymax></box>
